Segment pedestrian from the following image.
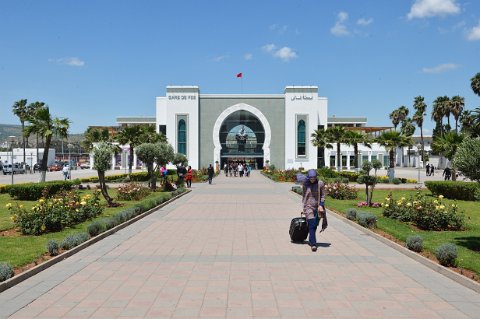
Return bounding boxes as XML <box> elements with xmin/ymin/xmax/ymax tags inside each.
<box><xmin>207</xmin><ymin>164</ymin><xmax>214</xmax><ymax>184</ymax></box>
<box><xmin>302</xmin><ymin>169</ymin><xmax>327</xmax><ymax>252</ymax></box>
<box><xmin>186</xmin><ymin>166</ymin><xmax>193</xmax><ymax>188</ymax></box>
<box><xmin>247</xmin><ymin>164</ymin><xmax>251</xmax><ymax>177</ymax></box>
<box><xmin>443</xmin><ymin>167</ymin><xmax>451</xmax><ymax>181</ymax></box>
<box><xmin>224</xmin><ymin>163</ymin><xmax>228</xmax><ymax>177</ymax></box>
<box><xmin>430</xmin><ymin>165</ymin><xmax>435</xmax><ymax>176</ymax></box>
<box><xmin>62</xmin><ymin>165</ymin><xmax>69</xmax><ymax>180</ymax></box>
<box><xmin>177</xmin><ymin>164</ymin><xmax>187</xmax><ymax>186</ymax></box>
<box><xmin>426</xmin><ymin>163</ymin><xmax>430</xmax><ymax>176</ymax></box>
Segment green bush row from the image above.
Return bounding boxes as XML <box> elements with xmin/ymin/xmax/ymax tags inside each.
<box><xmin>4</xmin><ymin>180</ymin><xmax>81</xmax><ymax>200</ymax></box>
<box><xmin>425</xmin><ymin>181</ymin><xmax>479</xmax><ymax>201</ymax></box>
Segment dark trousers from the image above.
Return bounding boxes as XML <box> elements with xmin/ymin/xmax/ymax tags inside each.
<box><xmin>307</xmin><ymin>218</ymin><xmax>317</xmax><ymax>247</ymax></box>
<box><xmin>208</xmin><ymin>176</ymin><xmax>213</xmax><ymax>184</ymax></box>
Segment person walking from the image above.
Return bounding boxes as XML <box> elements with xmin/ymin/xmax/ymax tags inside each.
<box><xmin>185</xmin><ymin>166</ymin><xmax>193</xmax><ymax>188</ymax></box>
<box><xmin>62</xmin><ymin>165</ymin><xmax>69</xmax><ymax>180</ymax></box>
<box><xmin>224</xmin><ymin>163</ymin><xmax>228</xmax><ymax>177</ymax></box>
<box><xmin>207</xmin><ymin>164</ymin><xmax>214</xmax><ymax>184</ymax></box>
<box><xmin>443</xmin><ymin>167</ymin><xmax>451</xmax><ymax>180</ymax></box>
<box><xmin>426</xmin><ymin>163</ymin><xmax>430</xmax><ymax>176</ymax></box>
<box><xmin>430</xmin><ymin>165</ymin><xmax>435</xmax><ymax>176</ymax></box>
<box><xmin>302</xmin><ymin>169</ymin><xmax>327</xmax><ymax>252</ymax></box>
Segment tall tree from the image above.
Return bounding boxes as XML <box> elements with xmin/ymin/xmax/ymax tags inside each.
<box><xmin>26</xmin><ymin>101</ymin><xmax>45</xmax><ymax>161</ymax></box>
<box><xmin>12</xmin><ymin>99</ymin><xmax>29</xmax><ymax>167</ymax></box>
<box><xmin>343</xmin><ymin>130</ymin><xmax>371</xmax><ymax>170</ymax></box>
<box><xmin>93</xmin><ymin>142</ymin><xmax>116</xmax><ymax>206</ymax></box>
<box><xmin>325</xmin><ymin>126</ymin><xmax>346</xmax><ymax>171</ymax></box>
<box><xmin>471</xmin><ymin>72</ymin><xmax>480</xmax><ymax>97</ymax></box>
<box><xmin>25</xmin><ymin>105</ymin><xmax>70</xmax><ymax>182</ymax></box>
<box><xmin>453</xmin><ymin>137</ymin><xmax>480</xmax><ymax>183</ymax></box>
<box><xmin>401</xmin><ymin>117</ymin><xmax>416</xmax><ymax>166</ymax></box>
<box><xmin>376</xmin><ymin>131</ymin><xmax>412</xmax><ymax>180</ymax></box>
<box><xmin>460</xmin><ymin>110</ymin><xmax>479</xmax><ymax>137</ymax></box>
<box><xmin>389</xmin><ymin>109</ymin><xmax>400</xmax><ymax>131</ymax></box>
<box><xmin>432</xmin><ymin>131</ymin><xmax>464</xmax><ymax>181</ymax></box>
<box><xmin>432</xmin><ymin>96</ymin><xmax>446</xmax><ymax>136</ymax></box>
<box><xmin>450</xmin><ymin>95</ymin><xmax>465</xmax><ymax>133</ymax></box>
<box><xmin>311</xmin><ymin>128</ymin><xmax>333</xmax><ymax>168</ymax></box>
<box><xmin>412</xmin><ymin>96</ymin><xmax>427</xmax><ymax>163</ymax></box>
<box><xmin>82</xmin><ymin>127</ymin><xmax>111</xmax><ymax>153</ymax></box>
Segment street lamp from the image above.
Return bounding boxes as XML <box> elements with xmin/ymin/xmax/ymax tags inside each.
<box><xmin>8</xmin><ymin>136</ymin><xmax>16</xmax><ymax>185</ymax></box>
<box><xmin>67</xmin><ymin>143</ymin><xmax>73</xmax><ymax>179</ymax></box>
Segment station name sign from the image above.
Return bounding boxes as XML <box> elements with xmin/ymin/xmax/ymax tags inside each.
<box><xmin>290</xmin><ymin>95</ymin><xmax>314</xmax><ymax>101</ymax></box>
<box><xmin>168</xmin><ymin>94</ymin><xmax>197</xmax><ymax>101</ymax></box>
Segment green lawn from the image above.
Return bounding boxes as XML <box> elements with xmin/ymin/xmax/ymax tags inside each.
<box><xmin>0</xmin><ymin>189</ymin><xmax>169</xmax><ymax>268</ymax></box>
<box><xmin>326</xmin><ymin>189</ymin><xmax>480</xmax><ymax>277</ymax></box>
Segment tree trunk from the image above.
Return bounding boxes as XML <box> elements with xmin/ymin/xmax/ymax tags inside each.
<box><xmin>21</xmin><ymin>122</ymin><xmax>26</xmax><ymax>168</ymax></box>
<box><xmin>354</xmin><ymin>144</ymin><xmax>359</xmax><ymax>170</ymax></box>
<box><xmin>336</xmin><ymin>142</ymin><xmax>341</xmax><ymax>171</ymax></box>
<box><xmin>128</xmin><ymin>146</ymin><xmax>134</xmax><ymax>175</ymax></box>
<box><xmin>98</xmin><ymin>170</ymin><xmax>114</xmax><ymax>206</ymax></box>
<box><xmin>420</xmin><ymin>128</ymin><xmax>424</xmax><ymax>163</ymax></box>
<box><xmin>39</xmin><ymin>136</ymin><xmax>52</xmax><ymax>183</ymax></box>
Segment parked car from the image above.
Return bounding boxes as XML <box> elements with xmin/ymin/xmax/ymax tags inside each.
<box><xmin>2</xmin><ymin>163</ymin><xmax>26</xmax><ymax>175</ymax></box>
<box><xmin>80</xmin><ymin>162</ymin><xmax>91</xmax><ymax>169</ymax></box>
<box><xmin>48</xmin><ymin>163</ymin><xmax>63</xmax><ymax>172</ymax></box>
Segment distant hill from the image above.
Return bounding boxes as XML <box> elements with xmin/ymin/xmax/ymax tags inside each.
<box><xmin>0</xmin><ymin>123</ymin><xmax>84</xmax><ymax>151</ymax></box>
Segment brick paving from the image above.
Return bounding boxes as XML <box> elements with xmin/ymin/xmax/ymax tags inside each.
<box><xmin>1</xmin><ymin>171</ymin><xmax>479</xmax><ymax>318</ymax></box>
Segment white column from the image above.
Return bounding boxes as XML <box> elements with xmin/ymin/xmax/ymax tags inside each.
<box><xmin>111</xmin><ymin>154</ymin><xmax>116</xmax><ymax>171</ymax></box>
<box><xmin>346</xmin><ymin>153</ymin><xmax>351</xmax><ymax>170</ymax></box>
<box><xmin>133</xmin><ymin>152</ymin><xmax>138</xmax><ymax>170</ymax></box>
<box><xmin>89</xmin><ymin>153</ymin><xmax>94</xmax><ymax>168</ymax></box>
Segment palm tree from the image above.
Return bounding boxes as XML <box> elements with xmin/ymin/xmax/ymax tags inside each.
<box><xmin>325</xmin><ymin>126</ymin><xmax>346</xmax><ymax>171</ymax></box>
<box><xmin>12</xmin><ymin>99</ymin><xmax>29</xmax><ymax>168</ymax></box>
<box><xmin>401</xmin><ymin>117</ymin><xmax>416</xmax><ymax>166</ymax></box>
<box><xmin>397</xmin><ymin>105</ymin><xmax>409</xmax><ymax>123</ymax></box>
<box><xmin>432</xmin><ymin>96</ymin><xmax>446</xmax><ymax>136</ymax></box>
<box><xmin>450</xmin><ymin>95</ymin><xmax>465</xmax><ymax>133</ymax></box>
<box><xmin>432</xmin><ymin>131</ymin><xmax>464</xmax><ymax>181</ymax></box>
<box><xmin>81</xmin><ymin>127</ymin><xmax>111</xmax><ymax>153</ymax></box>
<box><xmin>376</xmin><ymin>131</ymin><xmax>412</xmax><ymax>180</ymax></box>
<box><xmin>389</xmin><ymin>109</ymin><xmax>400</xmax><ymax>131</ymax></box>
<box><xmin>412</xmin><ymin>96</ymin><xmax>427</xmax><ymax>163</ymax></box>
<box><xmin>471</xmin><ymin>72</ymin><xmax>480</xmax><ymax>97</ymax></box>
<box><xmin>460</xmin><ymin>110</ymin><xmax>479</xmax><ymax>137</ymax></box>
<box><xmin>25</xmin><ymin>105</ymin><xmax>70</xmax><ymax>182</ymax></box>
<box><xmin>311</xmin><ymin>128</ymin><xmax>333</xmax><ymax>168</ymax></box>
<box><xmin>343</xmin><ymin>130</ymin><xmax>371</xmax><ymax>170</ymax></box>
<box><xmin>26</xmin><ymin>101</ymin><xmax>45</xmax><ymax>161</ymax></box>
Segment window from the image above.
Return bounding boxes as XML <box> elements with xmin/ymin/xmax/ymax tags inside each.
<box><xmin>297</xmin><ymin>120</ymin><xmax>306</xmax><ymax>156</ymax></box>
<box><xmin>178</xmin><ymin>119</ymin><xmax>186</xmax><ymax>155</ymax></box>
<box><xmin>159</xmin><ymin>125</ymin><xmax>166</xmax><ymax>136</ymax></box>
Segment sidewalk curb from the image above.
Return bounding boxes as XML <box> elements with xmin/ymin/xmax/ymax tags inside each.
<box><xmin>0</xmin><ymin>189</ymin><xmax>191</xmax><ymax>293</ymax></box>
<box><xmin>290</xmin><ymin>191</ymin><xmax>480</xmax><ymax>294</ymax></box>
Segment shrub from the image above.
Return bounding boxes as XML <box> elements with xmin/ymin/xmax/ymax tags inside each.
<box><xmin>47</xmin><ymin>240</ymin><xmax>59</xmax><ymax>256</ymax></box>
<box><xmin>87</xmin><ymin>220</ymin><xmax>106</xmax><ymax>237</ymax></box>
<box><xmin>392</xmin><ymin>178</ymin><xmax>401</xmax><ymax>185</ymax></box>
<box><xmin>325</xmin><ymin>182</ymin><xmax>358</xmax><ymax>200</ymax></box>
<box><xmin>425</xmin><ymin>181</ymin><xmax>479</xmax><ymax>201</ymax></box>
<box><xmin>0</xmin><ymin>262</ymin><xmax>14</xmax><ymax>282</ymax></box>
<box><xmin>8</xmin><ymin>190</ymin><xmax>103</xmax><ymax>235</ymax></box>
<box><xmin>104</xmin><ymin>218</ymin><xmax>117</xmax><ymax>230</ymax></box>
<box><xmin>4</xmin><ymin>180</ymin><xmax>81</xmax><ymax>200</ymax></box>
<box><xmin>317</xmin><ymin>167</ymin><xmax>338</xmax><ymax>178</ymax></box>
<box><xmin>338</xmin><ymin>171</ymin><xmax>360</xmax><ymax>182</ymax></box>
<box><xmin>382</xmin><ymin>193</ymin><xmax>465</xmax><ymax>231</ymax></box>
<box><xmin>357</xmin><ymin>201</ymin><xmax>381</xmax><ymax>208</ymax></box>
<box><xmin>406</xmin><ymin>235</ymin><xmax>423</xmax><ymax>252</ymax></box>
<box><xmin>357</xmin><ymin>212</ymin><xmax>377</xmax><ymax>228</ymax></box>
<box><xmin>346</xmin><ymin>208</ymin><xmax>357</xmax><ymax>220</ymax></box>
<box><xmin>117</xmin><ymin>182</ymin><xmax>151</xmax><ymax>201</ymax></box>
<box><xmin>435</xmin><ymin>243</ymin><xmax>458</xmax><ymax>267</ymax></box>
<box><xmin>60</xmin><ymin>233</ymin><xmax>90</xmax><ymax>250</ymax></box>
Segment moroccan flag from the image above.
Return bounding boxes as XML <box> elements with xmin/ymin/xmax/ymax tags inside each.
<box><xmin>236</xmin><ymin>72</ymin><xmax>243</xmax><ymax>78</ymax></box>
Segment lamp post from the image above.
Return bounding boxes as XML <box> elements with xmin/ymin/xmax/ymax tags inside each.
<box><xmin>8</xmin><ymin>136</ymin><xmax>16</xmax><ymax>185</ymax></box>
<box><xmin>67</xmin><ymin>143</ymin><xmax>73</xmax><ymax>179</ymax></box>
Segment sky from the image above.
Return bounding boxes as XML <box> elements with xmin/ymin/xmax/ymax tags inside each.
<box><xmin>1</xmin><ymin>0</ymin><xmax>479</xmax><ymax>134</ymax></box>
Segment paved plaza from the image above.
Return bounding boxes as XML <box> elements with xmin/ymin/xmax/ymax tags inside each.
<box><xmin>1</xmin><ymin>171</ymin><xmax>479</xmax><ymax>318</ymax></box>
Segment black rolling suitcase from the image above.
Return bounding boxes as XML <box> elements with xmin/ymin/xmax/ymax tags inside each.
<box><xmin>289</xmin><ymin>214</ymin><xmax>308</xmax><ymax>242</ymax></box>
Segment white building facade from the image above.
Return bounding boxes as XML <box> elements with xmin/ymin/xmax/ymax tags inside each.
<box><xmin>155</xmin><ymin>86</ymin><xmax>328</xmax><ymax>170</ymax></box>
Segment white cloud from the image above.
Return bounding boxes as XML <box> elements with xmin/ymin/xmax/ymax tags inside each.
<box><xmin>331</xmin><ymin>11</ymin><xmax>350</xmax><ymax>36</ymax></box>
<box><xmin>212</xmin><ymin>55</ymin><xmax>228</xmax><ymax>62</ymax></box>
<box><xmin>269</xmin><ymin>24</ymin><xmax>288</xmax><ymax>34</ymax></box>
<box><xmin>357</xmin><ymin>18</ymin><xmax>373</xmax><ymax>26</ymax></box>
<box><xmin>262</xmin><ymin>44</ymin><xmax>298</xmax><ymax>62</ymax></box>
<box><xmin>421</xmin><ymin>63</ymin><xmax>460</xmax><ymax>73</ymax></box>
<box><xmin>262</xmin><ymin>43</ymin><xmax>276</xmax><ymax>53</ymax></box>
<box><xmin>466</xmin><ymin>22</ymin><xmax>480</xmax><ymax>41</ymax></box>
<box><xmin>49</xmin><ymin>57</ymin><xmax>85</xmax><ymax>67</ymax></box>
<box><xmin>244</xmin><ymin>53</ymin><xmax>253</xmax><ymax>60</ymax></box>
<box><xmin>273</xmin><ymin>47</ymin><xmax>298</xmax><ymax>62</ymax></box>
<box><xmin>407</xmin><ymin>0</ymin><xmax>460</xmax><ymax>20</ymax></box>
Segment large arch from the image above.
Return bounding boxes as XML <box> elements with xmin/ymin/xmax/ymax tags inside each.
<box><xmin>213</xmin><ymin>103</ymin><xmax>271</xmax><ymax>165</ymax></box>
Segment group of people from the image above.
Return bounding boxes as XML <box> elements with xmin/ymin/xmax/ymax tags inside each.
<box><xmin>223</xmin><ymin>161</ymin><xmax>251</xmax><ymax>177</ymax></box>
<box><xmin>425</xmin><ymin>163</ymin><xmax>435</xmax><ymax>176</ymax></box>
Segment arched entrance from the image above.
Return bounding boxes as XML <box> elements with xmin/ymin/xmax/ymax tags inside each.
<box><xmin>213</xmin><ymin>103</ymin><xmax>271</xmax><ymax>169</ymax></box>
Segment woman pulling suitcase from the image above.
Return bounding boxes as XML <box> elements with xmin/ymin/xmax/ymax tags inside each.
<box><xmin>302</xmin><ymin>169</ymin><xmax>327</xmax><ymax>251</ymax></box>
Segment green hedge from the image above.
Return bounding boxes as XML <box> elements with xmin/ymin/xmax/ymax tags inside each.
<box><xmin>425</xmin><ymin>181</ymin><xmax>479</xmax><ymax>201</ymax></box>
<box><xmin>4</xmin><ymin>179</ymin><xmax>81</xmax><ymax>200</ymax></box>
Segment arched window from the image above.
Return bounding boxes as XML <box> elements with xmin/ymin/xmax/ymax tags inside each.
<box><xmin>178</xmin><ymin>119</ymin><xmax>187</xmax><ymax>155</ymax></box>
<box><xmin>297</xmin><ymin>120</ymin><xmax>306</xmax><ymax>156</ymax></box>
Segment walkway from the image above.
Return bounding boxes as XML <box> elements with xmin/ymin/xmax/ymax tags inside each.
<box><xmin>1</xmin><ymin>172</ymin><xmax>479</xmax><ymax>318</ymax></box>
